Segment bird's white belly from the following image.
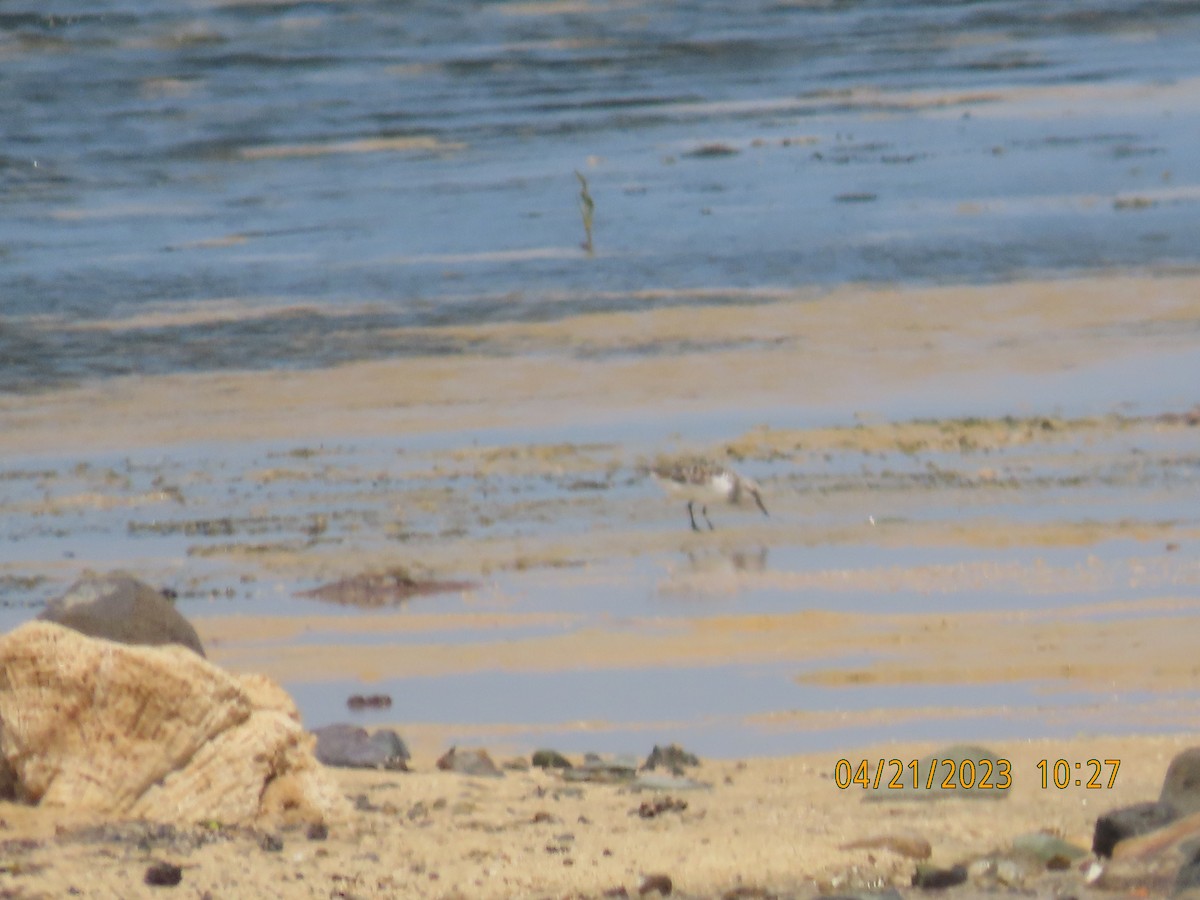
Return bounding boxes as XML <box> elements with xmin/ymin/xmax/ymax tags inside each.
<box><xmin>654</xmin><ymin>473</ymin><xmax>735</xmax><ymax>505</ymax></box>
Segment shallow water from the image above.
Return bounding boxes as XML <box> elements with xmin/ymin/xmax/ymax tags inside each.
<box><xmin>292</xmin><ymin>669</ymin><xmax>1188</xmax><ymax>759</ymax></box>
<box><xmin>271</xmin><ymin>543</ymin><xmax>1200</xmax><ymax>757</ymax></box>
<box><xmin>4</xmin><ymin>1</ymin><xmax>1200</xmax><ymax>389</ymax></box>
<box><xmin>2</xmin><ymin>415</ymin><xmax>1199</xmax><ymax>756</ymax></box>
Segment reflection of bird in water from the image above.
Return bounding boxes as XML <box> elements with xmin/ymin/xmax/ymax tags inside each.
<box><xmin>650</xmin><ymin>459</ymin><xmax>769</xmax><ymax>532</ymax></box>
<box><xmin>686</xmin><ymin>546</ymin><xmax>769</xmax><ymax>575</ymax></box>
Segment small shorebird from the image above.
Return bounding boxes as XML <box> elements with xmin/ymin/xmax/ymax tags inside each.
<box><xmin>650</xmin><ymin>460</ymin><xmax>769</xmax><ymax>532</ymax></box>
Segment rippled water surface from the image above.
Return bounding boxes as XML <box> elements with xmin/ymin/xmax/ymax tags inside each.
<box><xmin>4</xmin><ymin>0</ymin><xmax>1200</xmax><ymax>389</ymax></box>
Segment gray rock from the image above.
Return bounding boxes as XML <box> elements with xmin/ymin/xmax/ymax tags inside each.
<box><xmin>1175</xmin><ymin>844</ymin><xmax>1200</xmax><ymax>894</ymax></box>
<box><xmin>1091</xmin><ymin>810</ymin><xmax>1200</xmax><ymax>895</ymax></box>
<box><xmin>865</xmin><ymin>743</ymin><xmax>1010</xmax><ymax>802</ymax></box>
<box><xmin>910</xmin><ymin>863</ymin><xmax>967</xmax><ymax>889</ymax></box>
<box><xmin>313</xmin><ymin>724</ymin><xmax>410</xmax><ymax>770</ymax></box>
<box><xmin>637</xmin><ymin>873</ymin><xmax>672</xmax><ymax>896</ymax></box>
<box><xmin>532</xmin><ymin>749</ymin><xmax>572</xmax><ymax>769</ymax></box>
<box><xmin>1162</xmin><ymin>748</ymin><xmax>1200</xmax><ymax>814</ymax></box>
<box><xmin>563</xmin><ymin>754</ymin><xmax>639</xmax><ymax>784</ymax></box>
<box><xmin>642</xmin><ymin>743</ymin><xmax>700</xmax><ymax>774</ymax></box>
<box><xmin>597</xmin><ymin>752</ymin><xmax>640</xmax><ymax>772</ymax></box>
<box><xmin>39</xmin><ymin>572</ymin><xmax>204</xmax><ymax>657</ymax></box>
<box><xmin>1093</xmin><ymin>800</ymin><xmax>1178</xmax><ymax>857</ymax></box>
<box><xmin>436</xmin><ymin>746</ymin><xmax>502</xmax><ymax>778</ymax></box>
<box><xmin>1009</xmin><ymin>830</ymin><xmax>1088</xmax><ymax>866</ymax></box>
<box><xmin>367</xmin><ymin>728</ymin><xmax>410</xmax><ymax>764</ymax></box>
<box><xmin>144</xmin><ymin>861</ymin><xmax>183</xmax><ymax>887</ymax></box>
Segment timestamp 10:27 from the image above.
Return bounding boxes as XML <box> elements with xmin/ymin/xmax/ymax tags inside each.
<box><xmin>1038</xmin><ymin>758</ymin><xmax>1120</xmax><ymax>790</ymax></box>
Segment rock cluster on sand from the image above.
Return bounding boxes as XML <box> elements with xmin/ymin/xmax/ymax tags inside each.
<box><xmin>436</xmin><ymin>746</ymin><xmax>503</xmax><ymax>778</ymax></box>
<box><xmin>1090</xmin><ymin>747</ymin><xmax>1200</xmax><ymax>895</ymax></box>
<box><xmin>313</xmin><ymin>723</ymin><xmax>410</xmax><ymax>770</ymax></box>
<box><xmin>0</xmin><ymin>620</ymin><xmax>344</xmax><ymax>826</ymax></box>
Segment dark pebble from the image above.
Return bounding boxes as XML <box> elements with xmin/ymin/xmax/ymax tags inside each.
<box><xmin>639</xmin><ymin>873</ymin><xmax>673</xmax><ymax>896</ymax></box>
<box><xmin>306</xmin><ymin>823</ymin><xmax>328</xmax><ymax>841</ymax></box>
<box><xmin>258</xmin><ymin>833</ymin><xmax>283</xmax><ymax>852</ymax></box>
<box><xmin>911</xmin><ymin>863</ymin><xmax>967</xmax><ymax>889</ymax></box>
<box><xmin>1092</xmin><ymin>800</ymin><xmax>1178</xmax><ymax>857</ymax></box>
<box><xmin>144</xmin><ymin>862</ymin><xmax>183</xmax><ymax>887</ymax></box>
<box><xmin>636</xmin><ymin>796</ymin><xmax>687</xmax><ymax>819</ymax></box>
<box><xmin>532</xmin><ymin>749</ymin><xmax>573</xmax><ymax>769</ymax></box>
<box><xmin>685</xmin><ymin>143</ymin><xmax>738</xmax><ymax>158</ymax></box>
<box><xmin>346</xmin><ymin>693</ymin><xmax>392</xmax><ymax>710</ymax></box>
<box><xmin>407</xmin><ymin>801</ymin><xmax>429</xmax><ymax>821</ymax></box>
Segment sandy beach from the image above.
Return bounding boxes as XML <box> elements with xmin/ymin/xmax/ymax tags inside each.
<box><xmin>0</xmin><ymin>735</ymin><xmax>1192</xmax><ymax>898</ymax></box>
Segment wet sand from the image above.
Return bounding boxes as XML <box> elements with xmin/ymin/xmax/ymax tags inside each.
<box><xmin>3</xmin><ymin>271</ymin><xmax>1199</xmax><ymax>455</ymax></box>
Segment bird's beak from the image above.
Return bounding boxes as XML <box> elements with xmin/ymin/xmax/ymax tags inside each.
<box><xmin>752</xmin><ymin>490</ymin><xmax>768</xmax><ymax>517</ymax></box>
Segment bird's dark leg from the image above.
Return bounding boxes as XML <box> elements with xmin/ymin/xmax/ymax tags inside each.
<box><xmin>702</xmin><ymin>505</ymin><xmax>715</xmax><ymax>530</ymax></box>
<box><xmin>687</xmin><ymin>501</ymin><xmax>701</xmax><ymax>532</ymax></box>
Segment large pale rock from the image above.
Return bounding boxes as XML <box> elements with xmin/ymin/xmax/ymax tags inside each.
<box><xmin>0</xmin><ymin>621</ymin><xmax>346</xmax><ymax>826</ymax></box>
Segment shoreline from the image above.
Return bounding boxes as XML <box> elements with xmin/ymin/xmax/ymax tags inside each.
<box><xmin>2</xmin><ymin>270</ymin><xmax>1199</xmax><ymax>456</ymax></box>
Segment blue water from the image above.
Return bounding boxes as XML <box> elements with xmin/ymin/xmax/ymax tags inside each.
<box><xmin>3</xmin><ymin>0</ymin><xmax>1200</xmax><ymax>389</ymax></box>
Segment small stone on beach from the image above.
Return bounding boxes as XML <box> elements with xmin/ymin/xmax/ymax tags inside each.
<box><xmin>144</xmin><ymin>862</ymin><xmax>183</xmax><ymax>887</ymax></box>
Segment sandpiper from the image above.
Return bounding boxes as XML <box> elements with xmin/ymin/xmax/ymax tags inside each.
<box><xmin>650</xmin><ymin>459</ymin><xmax>769</xmax><ymax>532</ymax></box>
